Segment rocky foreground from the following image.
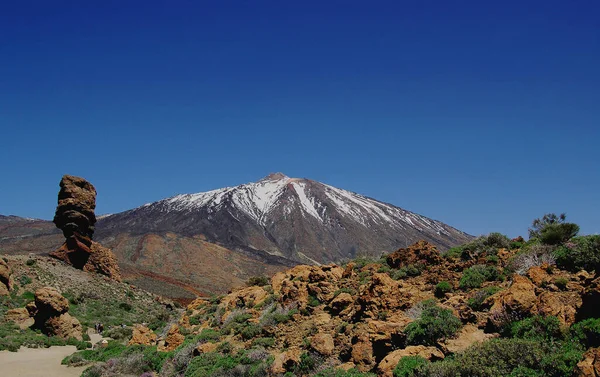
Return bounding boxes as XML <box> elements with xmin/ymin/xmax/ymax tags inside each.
<box><xmin>62</xmin><ymin>234</ymin><xmax>600</xmax><ymax>377</ymax></box>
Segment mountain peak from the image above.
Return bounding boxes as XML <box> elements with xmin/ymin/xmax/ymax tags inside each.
<box><xmin>260</xmin><ymin>172</ymin><xmax>289</xmax><ymax>181</ymax></box>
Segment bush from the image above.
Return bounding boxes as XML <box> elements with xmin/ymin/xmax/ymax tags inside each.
<box><xmin>394</xmin><ymin>356</ymin><xmax>428</xmax><ymax>377</ymax></box>
<box><xmin>554</xmin><ymin>277</ymin><xmax>568</xmax><ymax>290</ymax></box>
<box><xmin>571</xmin><ymin>318</ymin><xmax>600</xmax><ymax>348</ymax></box>
<box><xmin>507</xmin><ymin>244</ymin><xmax>557</xmax><ymax>275</ymax></box>
<box><xmin>434</xmin><ymin>281</ymin><xmax>452</xmax><ymax>298</ymax></box>
<box><xmin>240</xmin><ymin>324</ymin><xmax>262</xmax><ymax>340</ymax></box>
<box><xmin>529</xmin><ymin>213</ymin><xmax>579</xmax><ymax>245</ymax></box>
<box><xmin>467</xmin><ymin>286</ymin><xmax>502</xmax><ymax>311</ymax></box>
<box><xmin>252</xmin><ymin>337</ymin><xmax>275</xmax><ymax>348</ymax></box>
<box><xmin>554</xmin><ymin>235</ymin><xmax>600</xmax><ymax>272</ymax></box>
<box><xmin>404</xmin><ymin>300</ymin><xmax>462</xmax><ymax>346</ymax></box>
<box><xmin>459</xmin><ymin>265</ymin><xmax>499</xmax><ymax>289</ymax></box>
<box><xmin>25</xmin><ymin>259</ymin><xmax>36</xmax><ymax>266</ymax></box>
<box><xmin>510</xmin><ymin>315</ymin><xmax>564</xmax><ymax>341</ymax></box>
<box><xmin>246</xmin><ymin>276</ymin><xmax>270</xmax><ymax>287</ymax></box>
<box><xmin>413</xmin><ymin>338</ymin><xmax>583</xmax><ymax>377</ymax></box>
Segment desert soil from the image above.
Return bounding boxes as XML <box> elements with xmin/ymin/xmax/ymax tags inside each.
<box><xmin>0</xmin><ymin>329</ymin><xmax>105</xmax><ymax>377</ymax></box>
<box><xmin>0</xmin><ymin>345</ymin><xmax>86</xmax><ymax>377</ymax></box>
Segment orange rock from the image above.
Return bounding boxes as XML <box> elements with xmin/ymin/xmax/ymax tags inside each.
<box><xmin>576</xmin><ymin>347</ymin><xmax>600</xmax><ymax>377</ymax></box>
<box><xmin>444</xmin><ymin>324</ymin><xmax>497</xmax><ymax>354</ymax></box>
<box><xmin>128</xmin><ymin>325</ymin><xmax>157</xmax><ymax>346</ymax></box>
<box><xmin>0</xmin><ymin>259</ymin><xmax>11</xmax><ymax>295</ymax></box>
<box><xmin>45</xmin><ymin>313</ymin><xmax>83</xmax><ymax>340</ymax></box>
<box><xmin>378</xmin><ymin>346</ymin><xmax>444</xmax><ymax>377</ymax></box>
<box><xmin>537</xmin><ymin>291</ymin><xmax>581</xmax><ymax>326</ymax></box>
<box><xmin>194</xmin><ymin>342</ymin><xmax>218</xmax><ymax>355</ymax></box>
<box><xmin>221</xmin><ymin>285</ymin><xmax>269</xmax><ymax>310</ymax></box>
<box><xmin>386</xmin><ymin>240</ymin><xmax>442</xmax><ymax>269</ymax></box>
<box><xmin>329</xmin><ymin>292</ymin><xmax>353</xmax><ymax>314</ymax></box>
<box><xmin>4</xmin><ymin>308</ymin><xmax>34</xmax><ymax>329</ymax></box>
<box><xmin>158</xmin><ymin>325</ymin><xmax>185</xmax><ymax>352</ymax></box>
<box><xmin>351</xmin><ymin>334</ymin><xmax>374</xmax><ymax>370</ymax></box>
<box><xmin>311</xmin><ymin>333</ymin><xmax>334</xmax><ymax>356</ymax></box>
<box><xmin>527</xmin><ymin>264</ymin><xmax>551</xmax><ymax>286</ymax></box>
<box><xmin>488</xmin><ymin>275</ymin><xmax>537</xmax><ymax>329</ymax></box>
<box><xmin>271</xmin><ymin>347</ymin><xmax>302</xmax><ymax>374</ymax></box>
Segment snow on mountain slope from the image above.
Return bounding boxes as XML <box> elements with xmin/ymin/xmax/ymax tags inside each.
<box><xmin>97</xmin><ymin>173</ymin><xmax>472</xmax><ymax>264</ymax></box>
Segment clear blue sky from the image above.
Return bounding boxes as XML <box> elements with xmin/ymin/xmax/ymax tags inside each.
<box><xmin>1</xmin><ymin>1</ymin><xmax>598</xmax><ymax>238</ymax></box>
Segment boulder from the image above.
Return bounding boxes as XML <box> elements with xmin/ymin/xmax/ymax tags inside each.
<box><xmin>527</xmin><ymin>264</ymin><xmax>551</xmax><ymax>286</ymax></box>
<box><xmin>29</xmin><ymin>287</ymin><xmax>83</xmax><ymax>340</ymax></box>
<box><xmin>488</xmin><ymin>275</ymin><xmax>537</xmax><ymax>329</ymax></box>
<box><xmin>44</xmin><ymin>313</ymin><xmax>83</xmax><ymax>340</ymax></box>
<box><xmin>271</xmin><ymin>347</ymin><xmax>302</xmax><ymax>374</ymax></box>
<box><xmin>0</xmin><ymin>258</ymin><xmax>11</xmax><ymax>295</ymax></box>
<box><xmin>577</xmin><ymin>347</ymin><xmax>600</xmax><ymax>377</ymax></box>
<box><xmin>329</xmin><ymin>293</ymin><xmax>353</xmax><ymax>314</ymax></box>
<box><xmin>378</xmin><ymin>346</ymin><xmax>444</xmax><ymax>377</ymax></box>
<box><xmin>194</xmin><ymin>342</ymin><xmax>218</xmax><ymax>356</ymax></box>
<box><xmin>311</xmin><ymin>333</ymin><xmax>334</xmax><ymax>356</ymax></box>
<box><xmin>158</xmin><ymin>325</ymin><xmax>185</xmax><ymax>352</ymax></box>
<box><xmin>4</xmin><ymin>307</ymin><xmax>34</xmax><ymax>329</ymax></box>
<box><xmin>50</xmin><ymin>175</ymin><xmax>121</xmax><ymax>281</ymax></box>
<box><xmin>128</xmin><ymin>324</ymin><xmax>158</xmax><ymax>346</ymax></box>
<box><xmin>351</xmin><ymin>334</ymin><xmax>374</xmax><ymax>370</ymax></box>
<box><xmin>386</xmin><ymin>240</ymin><xmax>442</xmax><ymax>269</ymax></box>
<box><xmin>444</xmin><ymin>324</ymin><xmax>497</xmax><ymax>354</ymax></box>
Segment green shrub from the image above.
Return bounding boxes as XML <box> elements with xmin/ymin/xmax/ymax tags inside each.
<box><xmin>18</xmin><ymin>275</ymin><xmax>32</xmax><ymax>286</ymax></box>
<box><xmin>413</xmin><ymin>338</ymin><xmax>583</xmax><ymax>377</ymax></box>
<box><xmin>394</xmin><ymin>356</ymin><xmax>428</xmax><ymax>377</ymax></box>
<box><xmin>467</xmin><ymin>286</ymin><xmax>502</xmax><ymax>311</ymax></box>
<box><xmin>571</xmin><ymin>318</ymin><xmax>600</xmax><ymax>348</ymax></box>
<box><xmin>240</xmin><ymin>324</ymin><xmax>262</xmax><ymax>340</ymax></box>
<box><xmin>554</xmin><ymin>277</ymin><xmax>568</xmax><ymax>290</ymax></box>
<box><xmin>434</xmin><ymin>281</ymin><xmax>452</xmax><ymax>298</ymax></box>
<box><xmin>246</xmin><ymin>276</ymin><xmax>270</xmax><ymax>287</ymax></box>
<box><xmin>25</xmin><ymin>259</ymin><xmax>36</xmax><ymax>266</ymax></box>
<box><xmin>404</xmin><ymin>300</ymin><xmax>462</xmax><ymax>346</ymax></box>
<box><xmin>529</xmin><ymin>213</ymin><xmax>579</xmax><ymax>245</ymax></box>
<box><xmin>459</xmin><ymin>265</ymin><xmax>499</xmax><ymax>289</ymax></box>
<box><xmin>510</xmin><ymin>315</ymin><xmax>564</xmax><ymax>341</ymax></box>
<box><xmin>333</xmin><ymin>288</ymin><xmax>355</xmax><ymax>297</ymax></box>
<box><xmin>184</xmin><ymin>352</ymin><xmax>238</xmax><ymax>377</ymax></box>
<box><xmin>197</xmin><ymin>328</ymin><xmax>221</xmax><ymax>342</ymax></box>
<box><xmin>252</xmin><ymin>337</ymin><xmax>275</xmax><ymax>348</ymax></box>
<box><xmin>118</xmin><ymin>302</ymin><xmax>133</xmax><ymax>311</ymax></box>
<box><xmin>554</xmin><ymin>235</ymin><xmax>600</xmax><ymax>272</ymax></box>
<box><xmin>308</xmin><ymin>295</ymin><xmax>321</xmax><ymax>307</ymax></box>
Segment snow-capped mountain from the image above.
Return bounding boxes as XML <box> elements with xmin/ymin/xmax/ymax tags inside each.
<box><xmin>97</xmin><ymin>173</ymin><xmax>472</xmax><ymax>265</ymax></box>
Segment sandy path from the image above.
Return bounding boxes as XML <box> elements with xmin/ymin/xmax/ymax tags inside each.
<box><xmin>0</xmin><ymin>345</ymin><xmax>87</xmax><ymax>377</ymax></box>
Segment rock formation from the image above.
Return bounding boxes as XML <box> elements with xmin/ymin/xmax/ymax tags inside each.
<box><xmin>50</xmin><ymin>175</ymin><xmax>121</xmax><ymax>281</ymax></box>
<box><xmin>386</xmin><ymin>240</ymin><xmax>443</xmax><ymax>269</ymax></box>
<box><xmin>0</xmin><ymin>258</ymin><xmax>12</xmax><ymax>295</ymax></box>
<box><xmin>128</xmin><ymin>324</ymin><xmax>158</xmax><ymax>346</ymax></box>
<box><xmin>27</xmin><ymin>286</ymin><xmax>83</xmax><ymax>340</ymax></box>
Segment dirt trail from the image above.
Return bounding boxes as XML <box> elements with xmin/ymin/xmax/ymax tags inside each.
<box><xmin>0</xmin><ymin>345</ymin><xmax>86</xmax><ymax>377</ymax></box>
<box><xmin>0</xmin><ymin>328</ymin><xmax>107</xmax><ymax>377</ymax></box>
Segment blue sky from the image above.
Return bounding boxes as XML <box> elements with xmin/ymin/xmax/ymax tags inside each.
<box><xmin>1</xmin><ymin>1</ymin><xmax>598</xmax><ymax>238</ymax></box>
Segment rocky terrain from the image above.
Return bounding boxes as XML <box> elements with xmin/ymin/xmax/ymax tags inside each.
<box><xmin>0</xmin><ymin>173</ymin><xmax>472</xmax><ymax>298</ymax></box>
<box><xmin>0</xmin><ymin>254</ymin><xmax>177</xmax><ymax>352</ymax></box>
<box><xmin>49</xmin><ymin>220</ymin><xmax>600</xmax><ymax>377</ymax></box>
